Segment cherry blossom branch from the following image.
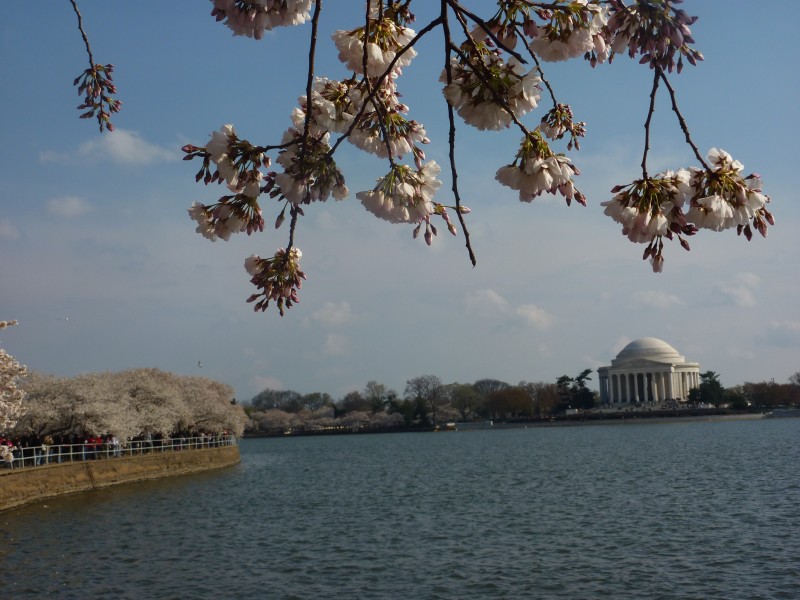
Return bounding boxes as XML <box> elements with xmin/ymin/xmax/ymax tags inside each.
<box><xmin>442</xmin><ymin>1</ymin><xmax>476</xmax><ymax>266</ymax></box>
<box><xmin>658</xmin><ymin>68</ymin><xmax>711</xmax><ymax>172</ymax></box>
<box><xmin>68</xmin><ymin>0</ymin><xmax>94</xmax><ymax>66</ymax></box>
<box><xmin>361</xmin><ymin>0</ymin><xmax>399</xmax><ymax>168</ymax></box>
<box><xmin>447</xmin><ymin>1</ymin><xmax>528</xmax><ymax>64</ymax></box>
<box><xmin>69</xmin><ymin>0</ymin><xmax>121</xmax><ymax>132</ymax></box>
<box><xmin>288</xmin><ymin>0</ymin><xmax>325</xmax><ymax>254</ymax></box>
<box><xmin>448</xmin><ymin>12</ymin><xmax>532</xmax><ymax>136</ymax></box>
<box><xmin>641</xmin><ymin>67</ymin><xmax>660</xmax><ymax>180</ymax></box>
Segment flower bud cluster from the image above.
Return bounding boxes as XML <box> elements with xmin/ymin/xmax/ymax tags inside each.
<box><xmin>495</xmin><ymin>131</ymin><xmax>583</xmax><ymax>205</ymax></box>
<box><xmin>607</xmin><ymin>0</ymin><xmax>703</xmax><ymax>72</ymax></box>
<box><xmin>210</xmin><ymin>0</ymin><xmax>313</xmax><ymax>39</ymax></box>
<box><xmin>539</xmin><ymin>104</ymin><xmax>586</xmax><ymax>150</ymax></box>
<box><xmin>245</xmin><ymin>248</ymin><xmax>306</xmax><ymax>316</ymax></box>
<box><xmin>357</xmin><ymin>161</ymin><xmax>442</xmax><ymax>224</ymax></box>
<box><xmin>74</xmin><ymin>63</ymin><xmax>121</xmax><ymax>132</ymax></box>
<box><xmin>441</xmin><ymin>48</ymin><xmax>541</xmax><ymax>131</ymax></box>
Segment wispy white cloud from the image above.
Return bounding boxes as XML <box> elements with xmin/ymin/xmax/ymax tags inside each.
<box><xmin>0</xmin><ymin>219</ymin><xmax>20</xmax><ymax>240</ymax></box>
<box><xmin>38</xmin><ymin>149</ymin><xmax>70</xmax><ymax>163</ymax></box>
<box><xmin>632</xmin><ymin>290</ymin><xmax>684</xmax><ymax>309</ymax></box>
<box><xmin>46</xmin><ymin>195</ymin><xmax>91</xmax><ymax>217</ymax></box>
<box><xmin>710</xmin><ymin>272</ymin><xmax>760</xmax><ymax>308</ymax></box>
<box><xmin>516</xmin><ymin>304</ymin><xmax>556</xmax><ymax>330</ymax></box>
<box><xmin>465</xmin><ymin>289</ymin><xmax>510</xmax><ymax>314</ymax></box>
<box><xmin>308</xmin><ymin>301</ymin><xmax>354</xmax><ymax>328</ymax></box>
<box><xmin>465</xmin><ymin>289</ymin><xmax>555</xmax><ymax>330</ymax></box>
<box><xmin>323</xmin><ymin>333</ymin><xmax>350</xmax><ymax>356</ymax></box>
<box><xmin>78</xmin><ymin>129</ymin><xmax>178</xmax><ymax>165</ymax></box>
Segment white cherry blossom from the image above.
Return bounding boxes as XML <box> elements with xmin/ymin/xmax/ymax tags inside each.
<box><xmin>442</xmin><ymin>53</ymin><xmax>541</xmax><ymax>131</ymax></box>
<box><xmin>358</xmin><ymin>161</ymin><xmax>441</xmax><ymax>224</ymax></box>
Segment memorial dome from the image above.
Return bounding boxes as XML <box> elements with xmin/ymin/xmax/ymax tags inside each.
<box><xmin>615</xmin><ymin>337</ymin><xmax>681</xmax><ymax>362</ymax></box>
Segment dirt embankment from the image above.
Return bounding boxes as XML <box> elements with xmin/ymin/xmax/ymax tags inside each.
<box><xmin>0</xmin><ymin>445</ymin><xmax>240</xmax><ymax>512</ymax></box>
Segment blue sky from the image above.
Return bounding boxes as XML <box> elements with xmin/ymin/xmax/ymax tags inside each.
<box><xmin>1</xmin><ymin>1</ymin><xmax>798</xmax><ymax>402</ymax></box>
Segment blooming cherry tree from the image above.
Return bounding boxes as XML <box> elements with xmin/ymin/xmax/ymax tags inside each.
<box><xmin>15</xmin><ymin>368</ymin><xmax>246</xmax><ymax>440</ymax></box>
<box><xmin>0</xmin><ymin>320</ymin><xmax>27</xmax><ymax>431</ymax></box>
<box><xmin>67</xmin><ymin>0</ymin><xmax>775</xmax><ymax>313</ymax></box>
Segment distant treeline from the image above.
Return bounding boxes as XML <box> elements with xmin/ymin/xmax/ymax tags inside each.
<box><xmin>244</xmin><ymin>371</ymin><xmax>800</xmax><ymax>436</ymax></box>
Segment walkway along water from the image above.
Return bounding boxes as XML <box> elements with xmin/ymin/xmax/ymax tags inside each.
<box><xmin>0</xmin><ymin>435</ymin><xmax>240</xmax><ymax>512</ymax></box>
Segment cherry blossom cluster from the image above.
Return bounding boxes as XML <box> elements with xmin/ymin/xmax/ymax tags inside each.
<box><xmin>602</xmin><ymin>149</ymin><xmax>773</xmax><ymax>272</ymax></box>
<box><xmin>188</xmin><ymin>197</ymin><xmax>265</xmax><ymax>242</ymax></box>
<box><xmin>442</xmin><ymin>48</ymin><xmax>542</xmax><ymax>131</ymax></box>
<box><xmin>602</xmin><ymin>169</ymin><xmax>696</xmax><ymax>272</ymax></box>
<box><xmin>357</xmin><ymin>161</ymin><xmax>440</xmax><ymax>223</ymax></box>
<box><xmin>348</xmin><ymin>78</ymin><xmax>429</xmax><ymax>161</ymax></box>
<box><xmin>185</xmin><ymin>124</ymin><xmax>269</xmax><ymax>194</ymax></box>
<box><xmin>183</xmin><ymin>125</ymin><xmax>270</xmax><ymax>240</ymax></box>
<box><xmin>331</xmin><ymin>2</ymin><xmax>417</xmax><ymax>77</ymax></box>
<box><xmin>292</xmin><ymin>77</ymin><xmax>359</xmax><ymax>137</ymax></box>
<box><xmin>527</xmin><ymin>0</ymin><xmax>610</xmax><ymax>63</ymax></box>
<box><xmin>73</xmin><ymin>63</ymin><xmax>121</xmax><ymax>132</ymax></box>
<box><xmin>685</xmin><ymin>148</ymin><xmax>773</xmax><ymax>238</ymax></box>
<box><xmin>245</xmin><ymin>248</ymin><xmax>306</xmax><ymax>315</ymax></box>
<box><xmin>1</xmin><ymin>320</ymin><xmax>26</xmax><ymax>431</ymax></box>
<box><xmin>606</xmin><ymin>0</ymin><xmax>703</xmax><ymax>72</ymax></box>
<box><xmin>274</xmin><ymin>127</ymin><xmax>348</xmax><ymax>204</ymax></box>
<box><xmin>496</xmin><ymin>130</ymin><xmax>584</xmax><ymax>205</ymax></box>
<box><xmin>210</xmin><ymin>0</ymin><xmax>313</xmax><ymax>39</ymax></box>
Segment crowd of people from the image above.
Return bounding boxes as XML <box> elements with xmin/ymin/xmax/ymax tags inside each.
<box><xmin>0</xmin><ymin>431</ymin><xmax>236</xmax><ymax>469</ymax></box>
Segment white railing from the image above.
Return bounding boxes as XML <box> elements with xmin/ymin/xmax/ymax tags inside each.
<box><xmin>1</xmin><ymin>434</ymin><xmax>237</xmax><ymax>470</ymax></box>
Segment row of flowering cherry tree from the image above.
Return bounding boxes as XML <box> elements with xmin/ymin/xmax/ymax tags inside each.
<box><xmin>0</xmin><ymin>321</ymin><xmax>26</xmax><ymax>431</ymax></box>
<box><xmin>9</xmin><ymin>368</ymin><xmax>247</xmax><ymax>440</ymax></box>
<box><xmin>245</xmin><ymin>376</ymin><xmax>568</xmax><ymax>434</ymax></box>
<box><xmin>67</xmin><ymin>0</ymin><xmax>773</xmax><ymax>316</ymax></box>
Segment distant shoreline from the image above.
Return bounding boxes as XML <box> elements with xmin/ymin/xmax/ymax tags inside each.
<box><xmin>490</xmin><ymin>412</ymin><xmax>768</xmax><ymax>429</ymax></box>
<box><xmin>243</xmin><ymin>410</ymin><xmax>779</xmax><ymax>438</ymax></box>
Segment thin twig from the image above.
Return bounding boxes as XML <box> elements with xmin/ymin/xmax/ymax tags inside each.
<box><xmin>68</xmin><ymin>0</ymin><xmax>94</xmax><ymax>67</ymax></box>
<box><xmin>659</xmin><ymin>69</ymin><xmax>711</xmax><ymax>171</ymax></box>
<box><xmin>442</xmin><ymin>0</ymin><xmax>476</xmax><ymax>266</ymax></box>
<box><xmin>641</xmin><ymin>67</ymin><xmax>660</xmax><ymax>180</ymax></box>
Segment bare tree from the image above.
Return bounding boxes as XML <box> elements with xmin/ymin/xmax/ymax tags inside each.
<box><xmin>449</xmin><ymin>384</ymin><xmax>482</xmax><ymax>422</ymax></box>
<box><xmin>405</xmin><ymin>375</ymin><xmax>445</xmax><ymax>428</ymax></box>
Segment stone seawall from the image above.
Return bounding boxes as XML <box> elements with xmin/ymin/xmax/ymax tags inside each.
<box><xmin>0</xmin><ymin>445</ymin><xmax>240</xmax><ymax>512</ymax></box>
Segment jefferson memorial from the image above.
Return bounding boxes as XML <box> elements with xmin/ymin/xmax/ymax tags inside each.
<box><xmin>597</xmin><ymin>338</ymin><xmax>700</xmax><ymax>405</ymax></box>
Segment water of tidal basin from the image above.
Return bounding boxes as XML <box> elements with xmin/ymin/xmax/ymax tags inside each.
<box><xmin>2</xmin><ymin>417</ymin><xmax>799</xmax><ymax>599</ymax></box>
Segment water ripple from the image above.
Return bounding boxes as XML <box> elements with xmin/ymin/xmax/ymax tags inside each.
<box><xmin>1</xmin><ymin>419</ymin><xmax>798</xmax><ymax>599</ymax></box>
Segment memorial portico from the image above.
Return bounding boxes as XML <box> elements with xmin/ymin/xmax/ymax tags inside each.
<box><xmin>597</xmin><ymin>338</ymin><xmax>700</xmax><ymax>405</ymax></box>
